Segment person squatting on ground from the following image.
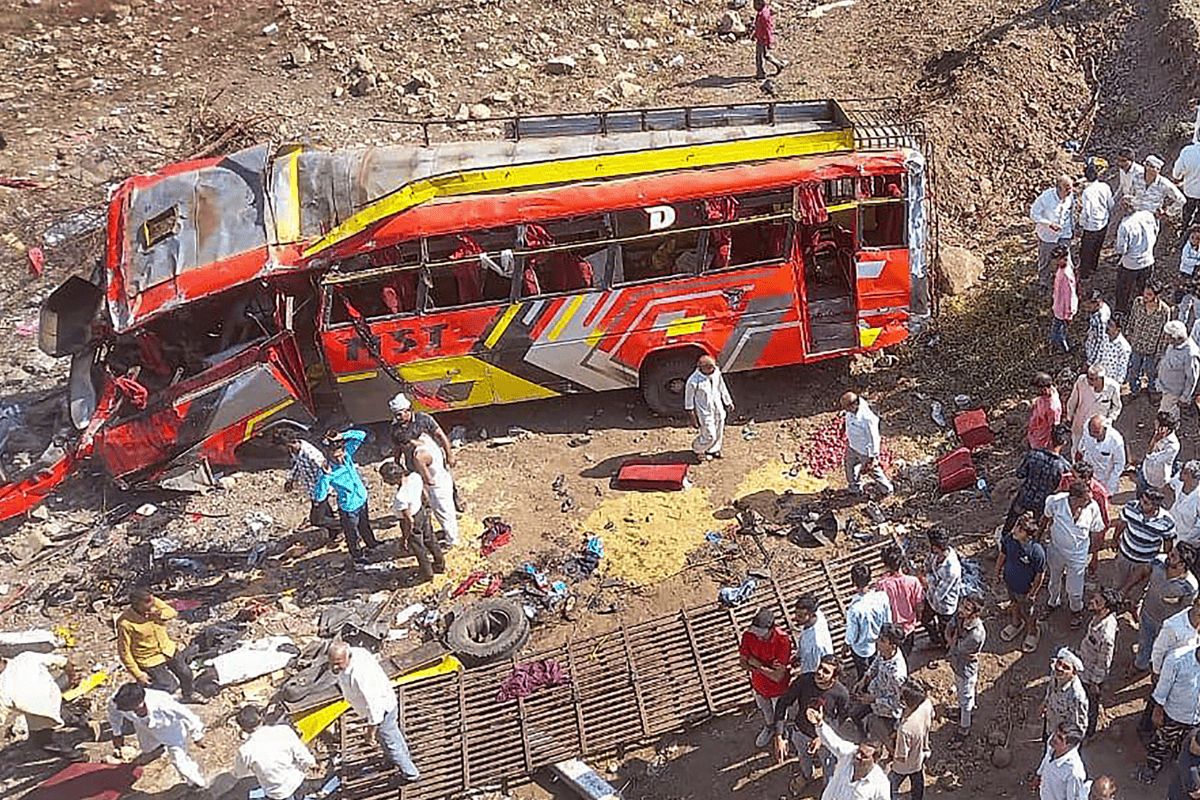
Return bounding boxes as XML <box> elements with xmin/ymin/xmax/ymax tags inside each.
<box><xmin>921</xmin><ymin>528</ymin><xmax>962</xmax><ymax>649</ymax></box>
<box><xmin>107</xmin><ymin>682</ymin><xmax>207</xmax><ymax>787</ymax></box>
<box><xmin>738</xmin><ymin>607</ymin><xmax>793</xmax><ymax>749</ymax></box>
<box><xmin>379</xmin><ymin>460</ymin><xmax>445</xmax><ymax>582</ymax></box>
<box><xmin>998</xmin><ymin>512</ymin><xmax>1047</xmax><ymax>653</ymax></box>
<box><xmin>328</xmin><ymin>641</ymin><xmax>419</xmax><ymax>784</ymax></box>
<box><xmin>117</xmin><ymin>588</ymin><xmax>204</xmax><ymax>704</ymax></box>
<box><xmin>316</xmin><ymin>429</ymin><xmax>380</xmax><ymax>565</ymax></box>
<box><xmin>841</xmin><ymin>391</ymin><xmax>894</xmax><ymax>496</ymax></box>
<box><xmin>845</xmin><ymin>563</ymin><xmax>892</xmax><ymax>681</ymax></box>
<box><xmin>889</xmin><ymin>679</ymin><xmax>933</xmax><ymax>800</ymax></box>
<box><xmin>221</xmin><ymin>705</ymin><xmax>317</xmax><ymax>800</ymax></box>
<box><xmin>684</xmin><ymin>354</ymin><xmax>734</xmax><ymax>461</ymax></box>
<box><xmin>946</xmin><ymin>593</ymin><xmax>985</xmax><ymax>737</ymax></box>
<box><xmin>1078</xmin><ymin>588</ymin><xmax>1119</xmax><ymax>739</ymax></box>
<box><xmin>278</xmin><ymin>428</ymin><xmax>339</xmax><ymax>541</ymax></box>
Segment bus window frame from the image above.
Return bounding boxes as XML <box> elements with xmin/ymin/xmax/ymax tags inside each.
<box><xmin>514</xmin><ymin>217</ymin><xmax>615</xmax><ymax>300</ymax></box>
<box><xmin>701</xmin><ymin>214</ymin><xmax>795</xmax><ymax>275</ymax></box>
<box><xmin>856</xmin><ymin>198</ymin><xmax>907</xmax><ymax>250</ymax></box>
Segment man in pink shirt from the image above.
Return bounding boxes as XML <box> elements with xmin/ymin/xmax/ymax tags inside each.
<box><xmin>752</xmin><ymin>0</ymin><xmax>787</xmax><ymax>79</ymax></box>
<box><xmin>1027</xmin><ymin>371</ymin><xmax>1063</xmax><ymax>450</ymax></box>
<box><xmin>875</xmin><ymin>544</ymin><xmax>924</xmax><ymax>658</ymax></box>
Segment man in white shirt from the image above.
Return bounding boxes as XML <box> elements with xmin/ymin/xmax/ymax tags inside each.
<box><xmin>1043</xmin><ymin>483</ymin><xmax>1107</xmax><ymax>622</ymax></box>
<box><xmin>1166</xmin><ymin>460</ymin><xmax>1200</xmax><ymax>546</ymax></box>
<box><xmin>0</xmin><ymin>651</ymin><xmax>68</xmax><ymax>750</ymax></box>
<box><xmin>1116</xmin><ymin>147</ymin><xmax>1146</xmax><ymax>212</ymax></box>
<box><xmin>329</xmin><ymin>641</ymin><xmax>419</xmax><ymax>783</ymax></box>
<box><xmin>107</xmin><ymin>683</ymin><xmax>207</xmax><ymax>788</ymax></box>
<box><xmin>793</xmin><ymin>594</ymin><xmax>835</xmax><ymax>673</ymax></box>
<box><xmin>683</xmin><ymin>354</ymin><xmax>734</xmax><ymax>461</ymax></box>
<box><xmin>1078</xmin><ymin>159</ymin><xmax>1114</xmax><ymax>280</ymax></box>
<box><xmin>1130</xmin><ymin>155</ymin><xmax>1186</xmax><ymax>217</ymax></box>
<box><xmin>809</xmin><ymin>705</ymin><xmax>891</xmax><ymax>800</ymax></box>
<box><xmin>841</xmin><ymin>391</ymin><xmax>893</xmax><ymax>496</ymax></box>
<box><xmin>1064</xmin><ymin>365</ymin><xmax>1122</xmax><ymax>455</ymax></box>
<box><xmin>1031</xmin><ymin>175</ymin><xmax>1076</xmax><ymax>288</ymax></box>
<box><xmin>1151</xmin><ymin>600</ymin><xmax>1200</xmax><ymax>676</ymax></box>
<box><xmin>1138</xmin><ymin>411</ymin><xmax>1182</xmax><ymax>494</ymax></box>
<box><xmin>1079</xmin><ymin>414</ymin><xmax>1127</xmax><ymax>495</ymax></box>
<box><xmin>1157</xmin><ymin>320</ymin><xmax>1200</xmax><ymax>416</ymax></box>
<box><xmin>229</xmin><ymin>705</ymin><xmax>316</xmax><ymax>800</ymax></box>
<box><xmin>380</xmin><ymin>461</ymin><xmax>445</xmax><ymax>581</ymax></box>
<box><xmin>1140</xmin><ymin>645</ymin><xmax>1200</xmax><ymax>783</ymax></box>
<box><xmin>1034</xmin><ymin>724</ymin><xmax>1087</xmax><ymax>800</ymax></box>
<box><xmin>1178</xmin><ymin>226</ymin><xmax>1200</xmax><ymax>330</ymax></box>
<box><xmin>401</xmin><ymin>431</ymin><xmax>459</xmax><ymax>547</ymax></box>
<box><xmin>1175</xmin><ymin>109</ymin><xmax>1200</xmax><ymax>229</ymax></box>
<box><xmin>1114</xmin><ymin>209</ymin><xmax>1159</xmax><ymax>314</ymax></box>
<box><xmin>1095</xmin><ymin>318</ymin><xmax>1133</xmax><ymax>386</ymax></box>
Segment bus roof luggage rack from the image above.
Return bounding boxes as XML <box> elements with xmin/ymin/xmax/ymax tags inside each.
<box><xmin>501</xmin><ymin>99</ymin><xmax>852</xmax><ymax>140</ymax></box>
<box><xmin>839</xmin><ymin>97</ymin><xmax>924</xmax><ymax>151</ymax></box>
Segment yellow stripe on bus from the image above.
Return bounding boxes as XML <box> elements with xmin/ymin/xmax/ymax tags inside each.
<box><xmin>483</xmin><ymin>303</ymin><xmax>523</xmax><ymax>349</ymax></box>
<box><xmin>584</xmin><ymin>326</ymin><xmax>606</xmax><ymax>347</ymax></box>
<box><xmin>665</xmin><ymin>315</ymin><xmax>705</xmax><ymax>337</ymax></box>
<box><xmin>335</xmin><ymin>370</ymin><xmax>379</xmax><ymax>383</ymax></box>
<box><xmin>545</xmin><ymin>295</ymin><xmax>585</xmax><ymax>343</ymax></box>
<box><xmin>243</xmin><ymin>397</ymin><xmax>295</xmax><ymax>441</ymax></box>
<box><xmin>303</xmin><ymin>129</ymin><xmax>855</xmax><ymax>257</ymax></box>
<box><xmin>277</xmin><ymin>147</ymin><xmax>303</xmax><ymax>243</ymax></box>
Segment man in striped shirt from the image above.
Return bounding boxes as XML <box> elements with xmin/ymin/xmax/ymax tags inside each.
<box><xmin>1113</xmin><ymin>489</ymin><xmax>1177</xmax><ymax>602</ymax></box>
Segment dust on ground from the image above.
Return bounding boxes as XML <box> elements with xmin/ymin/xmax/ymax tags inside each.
<box><xmin>2</xmin><ymin>0</ymin><xmax>1200</xmax><ymax>797</ymax></box>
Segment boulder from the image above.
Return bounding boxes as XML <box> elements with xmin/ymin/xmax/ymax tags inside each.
<box><xmin>939</xmin><ymin>245</ymin><xmax>984</xmax><ymax>295</ymax></box>
<box><xmin>717</xmin><ymin>10</ymin><xmax>746</xmax><ymax>35</ymax></box>
<box><xmin>545</xmin><ymin>56</ymin><xmax>577</xmax><ymax>75</ymax></box>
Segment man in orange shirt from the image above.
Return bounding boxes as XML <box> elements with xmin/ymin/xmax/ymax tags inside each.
<box><xmin>116</xmin><ymin>588</ymin><xmax>203</xmax><ymax>704</ymax></box>
<box><xmin>738</xmin><ymin>607</ymin><xmax>792</xmax><ymax>749</ymax></box>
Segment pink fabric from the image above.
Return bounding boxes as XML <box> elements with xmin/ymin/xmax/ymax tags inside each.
<box><xmin>1026</xmin><ymin>387</ymin><xmax>1062</xmax><ymax>450</ymax></box>
<box><xmin>1052</xmin><ymin>262</ymin><xmax>1078</xmax><ymax>321</ymax></box>
<box><xmin>875</xmin><ymin>572</ymin><xmax>925</xmax><ymax>634</ymax></box>
<box><xmin>754</xmin><ymin>6</ymin><xmax>775</xmax><ymax>46</ymax></box>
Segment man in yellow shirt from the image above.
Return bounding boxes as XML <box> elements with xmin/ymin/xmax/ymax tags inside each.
<box><xmin>116</xmin><ymin>588</ymin><xmax>203</xmax><ymax>704</ymax></box>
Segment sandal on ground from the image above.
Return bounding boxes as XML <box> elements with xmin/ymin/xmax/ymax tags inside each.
<box><xmin>1000</xmin><ymin>624</ymin><xmax>1021</xmax><ymax>642</ymax></box>
<box><xmin>1022</xmin><ymin>630</ymin><xmax>1041</xmax><ymax>653</ymax></box>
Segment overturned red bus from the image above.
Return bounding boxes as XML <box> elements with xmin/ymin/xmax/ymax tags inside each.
<box><xmin>4</xmin><ymin>99</ymin><xmax>938</xmax><ymax>520</ymax></box>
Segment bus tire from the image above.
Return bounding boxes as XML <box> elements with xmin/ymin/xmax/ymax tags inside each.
<box><xmin>446</xmin><ymin>597</ymin><xmax>530</xmax><ymax>667</ymax></box>
<box><xmin>640</xmin><ymin>348</ymin><xmax>704</xmax><ymax>416</ymax></box>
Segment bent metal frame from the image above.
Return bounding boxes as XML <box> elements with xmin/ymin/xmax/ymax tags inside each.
<box><xmin>337</xmin><ymin>541</ymin><xmax>889</xmax><ymax>799</ymax></box>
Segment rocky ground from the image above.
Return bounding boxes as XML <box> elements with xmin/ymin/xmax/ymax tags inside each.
<box><xmin>2</xmin><ymin>0</ymin><xmax>1200</xmax><ymax>798</ymax></box>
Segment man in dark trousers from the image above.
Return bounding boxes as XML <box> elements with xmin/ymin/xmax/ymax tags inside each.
<box><xmin>772</xmin><ymin>655</ymin><xmax>849</xmax><ymax>792</ymax></box>
<box><xmin>1003</xmin><ymin>423</ymin><xmax>1072</xmax><ymax>537</ymax></box>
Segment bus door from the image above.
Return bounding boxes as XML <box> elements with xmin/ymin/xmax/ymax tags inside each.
<box><xmin>854</xmin><ymin>174</ymin><xmax>911</xmax><ymax>350</ymax></box>
<box><xmin>798</xmin><ymin>177</ymin><xmax>859</xmax><ymax>355</ymax></box>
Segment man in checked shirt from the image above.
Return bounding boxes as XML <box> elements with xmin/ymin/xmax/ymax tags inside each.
<box><xmin>278</xmin><ymin>428</ymin><xmax>339</xmax><ymax>541</ymax></box>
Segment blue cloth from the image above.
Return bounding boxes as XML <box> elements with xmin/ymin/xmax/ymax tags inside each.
<box><xmin>1001</xmin><ymin>535</ymin><xmax>1046</xmax><ymax>595</ymax></box>
<box><xmin>315</xmin><ymin>430</ymin><xmax>368</xmax><ymax>513</ymax></box>
<box><xmin>377</xmin><ymin>706</ymin><xmax>419</xmax><ymax>779</ymax></box>
<box><xmin>845</xmin><ymin>590</ymin><xmax>892</xmax><ymax>658</ymax></box>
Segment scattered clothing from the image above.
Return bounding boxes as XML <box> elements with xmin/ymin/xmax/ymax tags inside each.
<box><xmin>496</xmin><ymin>660</ymin><xmax>569</xmax><ymax>702</ymax></box>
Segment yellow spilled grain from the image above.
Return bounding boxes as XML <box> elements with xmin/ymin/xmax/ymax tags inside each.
<box><xmin>427</xmin><ymin>514</ymin><xmax>486</xmax><ymax>592</ymax></box>
<box><xmin>578</xmin><ymin>487</ymin><xmax>717</xmax><ymax>586</ymax></box>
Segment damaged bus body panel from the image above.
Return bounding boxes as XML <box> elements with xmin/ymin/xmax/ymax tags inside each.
<box><xmin>0</xmin><ymin>99</ymin><xmax>938</xmax><ymax>521</ymax></box>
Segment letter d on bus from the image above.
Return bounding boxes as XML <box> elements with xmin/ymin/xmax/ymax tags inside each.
<box><xmin>645</xmin><ymin>205</ymin><xmax>676</xmax><ymax>231</ymax></box>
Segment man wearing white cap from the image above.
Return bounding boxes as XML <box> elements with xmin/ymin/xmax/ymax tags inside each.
<box><xmin>1042</xmin><ymin>647</ymin><xmax>1089</xmax><ymax>741</ymax></box>
<box><xmin>388</xmin><ymin>392</ymin><xmax>463</xmax><ymax>513</ymax></box>
<box><xmin>1130</xmin><ymin>155</ymin><xmax>1186</xmax><ymax>217</ymax></box>
<box><xmin>1158</xmin><ymin>320</ymin><xmax>1200</xmax><ymax>415</ymax></box>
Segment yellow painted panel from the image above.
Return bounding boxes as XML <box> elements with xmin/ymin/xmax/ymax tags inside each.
<box><xmin>63</xmin><ymin>671</ymin><xmax>109</xmax><ymax>702</ymax></box>
<box><xmin>304</xmin><ymin>129</ymin><xmax>856</xmax><ymax>257</ymax></box>
<box><xmin>243</xmin><ymin>397</ymin><xmax>295</xmax><ymax>441</ymax></box>
<box><xmin>584</xmin><ymin>326</ymin><xmax>606</xmax><ymax>347</ymax></box>
<box><xmin>276</xmin><ymin>148</ymin><xmax>303</xmax><ymax>243</ymax></box>
<box><xmin>859</xmin><ymin>326</ymin><xmax>882</xmax><ymax>347</ymax></box>
<box><xmin>666</xmin><ymin>315</ymin><xmax>705</xmax><ymax>337</ymax></box>
<box><xmin>395</xmin><ymin>355</ymin><xmax>557</xmax><ymax>408</ymax></box>
<box><xmin>483</xmin><ymin>303</ymin><xmax>523</xmax><ymax>349</ymax></box>
<box><xmin>546</xmin><ymin>295</ymin><xmax>585</xmax><ymax>342</ymax></box>
<box><xmin>335</xmin><ymin>370</ymin><xmax>379</xmax><ymax>384</ymax></box>
<box><xmin>293</xmin><ymin>655</ymin><xmax>463</xmax><ymax>742</ymax></box>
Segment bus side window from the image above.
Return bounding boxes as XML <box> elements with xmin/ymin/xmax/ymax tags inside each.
<box><xmin>328</xmin><ymin>270</ymin><xmax>420</xmax><ymax>324</ymax></box>
<box><xmin>522</xmin><ymin>216</ymin><xmax>609</xmax><ymax>296</ymax></box>
<box><xmin>702</xmin><ymin>191</ymin><xmax>792</xmax><ymax>272</ymax></box>
<box><xmin>426</xmin><ymin>228</ymin><xmax>517</xmax><ymax>308</ymax></box>
<box><xmin>860</xmin><ymin>202</ymin><xmax>906</xmax><ymax>248</ymax></box>
<box><xmin>611</xmin><ymin>205</ymin><xmax>703</xmax><ymax>285</ymax></box>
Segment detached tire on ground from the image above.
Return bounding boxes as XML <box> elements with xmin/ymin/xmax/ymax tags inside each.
<box><xmin>446</xmin><ymin>598</ymin><xmax>530</xmax><ymax>667</ymax></box>
<box><xmin>640</xmin><ymin>348</ymin><xmax>703</xmax><ymax>416</ymax></box>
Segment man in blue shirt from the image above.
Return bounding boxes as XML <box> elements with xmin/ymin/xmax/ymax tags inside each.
<box><xmin>996</xmin><ymin>513</ymin><xmax>1047</xmax><ymax>653</ymax></box>
<box><xmin>315</xmin><ymin>429</ymin><xmax>380</xmax><ymax>565</ymax></box>
<box><xmin>845</xmin><ymin>564</ymin><xmax>892</xmax><ymax>680</ymax></box>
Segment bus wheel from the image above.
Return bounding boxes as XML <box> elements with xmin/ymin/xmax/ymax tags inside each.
<box><xmin>640</xmin><ymin>349</ymin><xmax>702</xmax><ymax>416</ymax></box>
